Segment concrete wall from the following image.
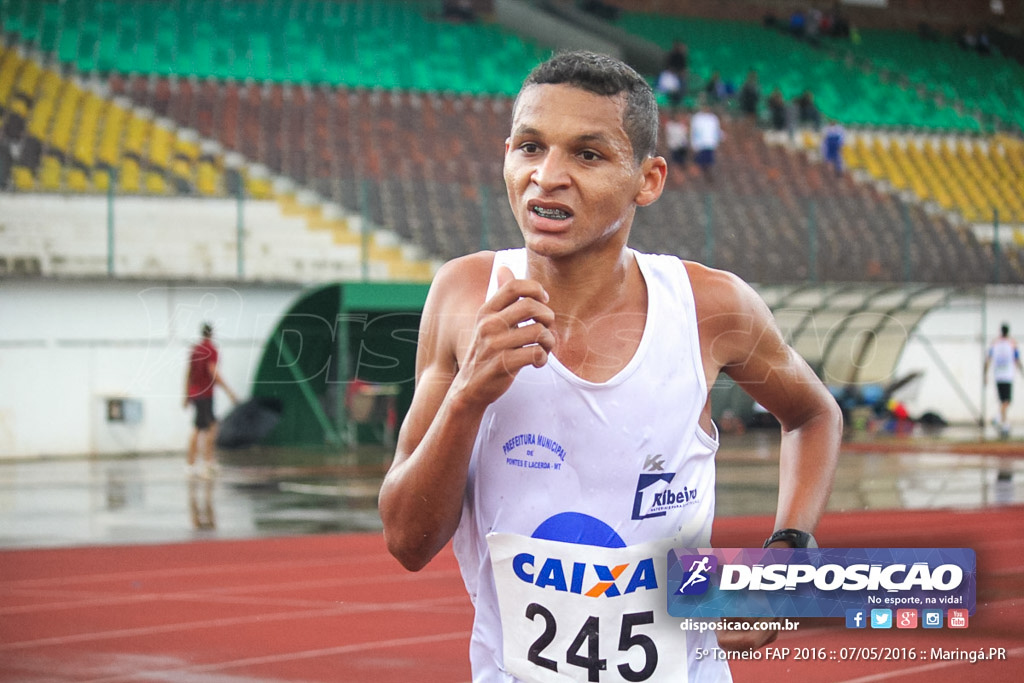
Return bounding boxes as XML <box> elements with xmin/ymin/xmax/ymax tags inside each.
<box><xmin>0</xmin><ymin>279</ymin><xmax>301</xmax><ymax>458</ymax></box>
<box><xmin>0</xmin><ymin>275</ymin><xmax>1019</xmax><ymax>458</ymax></box>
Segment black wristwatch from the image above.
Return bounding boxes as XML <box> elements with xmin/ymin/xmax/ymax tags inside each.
<box><xmin>763</xmin><ymin>528</ymin><xmax>818</xmax><ymax>548</ymax></box>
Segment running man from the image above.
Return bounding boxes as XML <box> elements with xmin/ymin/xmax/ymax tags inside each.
<box><xmin>379</xmin><ymin>51</ymin><xmax>841</xmax><ymax>682</ymax></box>
<box><xmin>985</xmin><ymin>323</ymin><xmax>1023</xmax><ymax>437</ymax></box>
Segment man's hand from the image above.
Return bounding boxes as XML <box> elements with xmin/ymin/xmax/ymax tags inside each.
<box><xmin>714</xmin><ymin>618</ymin><xmax>780</xmax><ymax>652</ymax></box>
<box><xmin>448</xmin><ymin>266</ymin><xmax>556</xmax><ymax>408</ymax></box>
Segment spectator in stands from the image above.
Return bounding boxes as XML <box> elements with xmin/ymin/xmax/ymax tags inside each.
<box><xmin>788</xmin><ymin>9</ymin><xmax>807</xmax><ymax>38</ymax></box>
<box><xmin>579</xmin><ymin>0</ymin><xmax>620</xmax><ymax>20</ymax></box>
<box><xmin>985</xmin><ymin>323</ymin><xmax>1023</xmax><ymax>438</ymax></box>
<box><xmin>738</xmin><ymin>70</ymin><xmax>761</xmax><ymax>119</ymax></box>
<box><xmin>704</xmin><ymin>70</ymin><xmax>732</xmax><ymax>104</ymax></box>
<box><xmin>666</xmin><ymin>39</ymin><xmax>689</xmax><ymax>75</ymax></box>
<box><xmin>690</xmin><ymin>99</ymin><xmax>723</xmax><ymax>180</ymax></box>
<box><xmin>821</xmin><ymin>119</ymin><xmax>845</xmax><ymax>176</ymax></box>
<box><xmin>658</xmin><ymin>39</ymin><xmax>689</xmax><ymax>107</ymax></box>
<box><xmin>796</xmin><ymin>90</ymin><xmax>821</xmax><ymax>129</ymax></box>
<box><xmin>957</xmin><ymin>26</ymin><xmax>978</xmax><ymax>51</ymax></box>
<box><xmin>664</xmin><ymin>109</ymin><xmax>689</xmax><ymax>175</ymax></box>
<box><xmin>656</xmin><ymin>67</ymin><xmax>684</xmax><ymax>108</ymax></box>
<box><xmin>917</xmin><ymin>21</ymin><xmax>940</xmax><ymax>41</ymax></box>
<box><xmin>184</xmin><ymin>322</ymin><xmax>237</xmax><ymax>477</ymax></box>
<box><xmin>805</xmin><ymin>6</ymin><xmax>823</xmax><ymax>45</ymax></box>
<box><xmin>977</xmin><ymin>29</ymin><xmax>993</xmax><ymax>55</ymax></box>
<box><xmin>829</xmin><ymin>5</ymin><xmax>851</xmax><ymax>38</ymax></box>
<box><xmin>768</xmin><ymin>87</ymin><xmax>788</xmax><ymax>131</ymax></box>
<box><xmin>442</xmin><ymin>0</ymin><xmax>476</xmax><ymax>22</ymax></box>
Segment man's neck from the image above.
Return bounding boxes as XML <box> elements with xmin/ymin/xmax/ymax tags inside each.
<box><xmin>525</xmin><ymin>246</ymin><xmax>641</xmax><ymax>322</ymax></box>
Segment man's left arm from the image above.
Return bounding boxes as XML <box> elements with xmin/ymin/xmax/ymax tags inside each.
<box><xmin>697</xmin><ymin>266</ymin><xmax>842</xmax><ymax>536</ymax></box>
<box><xmin>692</xmin><ymin>265</ymin><xmax>842</xmax><ymax>651</ymax></box>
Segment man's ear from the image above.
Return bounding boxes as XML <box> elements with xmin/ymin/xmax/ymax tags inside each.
<box><xmin>635</xmin><ymin>155</ymin><xmax>668</xmax><ymax>207</ymax></box>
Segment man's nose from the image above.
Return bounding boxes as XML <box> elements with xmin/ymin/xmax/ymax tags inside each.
<box><xmin>531</xmin><ymin>150</ymin><xmax>571</xmax><ymax>190</ymax></box>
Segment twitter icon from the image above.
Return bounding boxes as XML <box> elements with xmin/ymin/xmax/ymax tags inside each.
<box><xmin>871</xmin><ymin>609</ymin><xmax>893</xmax><ymax>629</ymax></box>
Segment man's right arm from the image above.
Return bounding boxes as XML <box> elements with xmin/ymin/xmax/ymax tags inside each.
<box><xmin>378</xmin><ymin>255</ymin><xmax>554</xmax><ymax>571</ymax></box>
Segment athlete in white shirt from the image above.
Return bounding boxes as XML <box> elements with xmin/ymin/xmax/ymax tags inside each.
<box><xmin>985</xmin><ymin>323</ymin><xmax>1023</xmax><ymax>436</ymax></box>
<box><xmin>380</xmin><ymin>51</ymin><xmax>842</xmax><ymax>682</ymax></box>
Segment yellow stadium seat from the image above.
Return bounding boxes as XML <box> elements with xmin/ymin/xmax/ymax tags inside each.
<box><xmin>50</xmin><ymin>82</ymin><xmax>83</xmax><ymax>156</ymax></box>
<box><xmin>38</xmin><ymin>156</ymin><xmax>63</xmax><ymax>191</ymax></box>
<box><xmin>12</xmin><ymin>166</ymin><xmax>34</xmax><ymax>191</ymax></box>
<box><xmin>98</xmin><ymin>104</ymin><xmax>128</xmax><ymax>168</ymax></box>
<box><xmin>0</xmin><ymin>48</ymin><xmax>24</xmax><ymax>107</ymax></box>
<box><xmin>119</xmin><ymin>159</ymin><xmax>141</xmax><ymax>193</ymax></box>
<box><xmin>148</xmin><ymin>123</ymin><xmax>174</xmax><ymax>170</ymax></box>
<box><xmin>145</xmin><ymin>170</ymin><xmax>167</xmax><ymax>194</ymax></box>
<box><xmin>13</xmin><ymin>59</ymin><xmax>41</xmax><ymax>100</ymax></box>
<box><xmin>72</xmin><ymin>93</ymin><xmax>104</xmax><ymax>168</ymax></box>
<box><xmin>67</xmin><ymin>167</ymin><xmax>90</xmax><ymax>192</ymax></box>
<box><xmin>197</xmin><ymin>159</ymin><xmax>221</xmax><ymax>196</ymax></box>
<box><xmin>93</xmin><ymin>168</ymin><xmax>111</xmax><ymax>192</ymax></box>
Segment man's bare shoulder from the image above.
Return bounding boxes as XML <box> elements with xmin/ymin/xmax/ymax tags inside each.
<box><xmin>426</xmin><ymin>251</ymin><xmax>495</xmax><ymax>314</ymax></box>
<box><xmin>681</xmin><ymin>259</ymin><xmax>760</xmax><ymax>318</ymax></box>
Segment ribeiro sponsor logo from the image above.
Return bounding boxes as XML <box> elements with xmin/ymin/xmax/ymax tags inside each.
<box><xmin>632</xmin><ymin>455</ymin><xmax>700</xmax><ymax>520</ymax></box>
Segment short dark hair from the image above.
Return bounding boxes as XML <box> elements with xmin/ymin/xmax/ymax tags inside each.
<box><xmin>201</xmin><ymin>322</ymin><xmax>213</xmax><ymax>338</ymax></box>
<box><xmin>1002</xmin><ymin>323</ymin><xmax>1010</xmax><ymax>337</ymax></box>
<box><xmin>515</xmin><ymin>51</ymin><xmax>659</xmax><ymax>163</ymax></box>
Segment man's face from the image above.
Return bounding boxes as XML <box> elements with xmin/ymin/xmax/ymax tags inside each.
<box><xmin>503</xmin><ymin>83</ymin><xmax>664</xmax><ymax>260</ymax></box>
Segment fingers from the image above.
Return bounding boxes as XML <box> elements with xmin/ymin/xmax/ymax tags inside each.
<box><xmin>454</xmin><ymin>267</ymin><xmax>556</xmax><ymax>405</ymax></box>
<box><xmin>488</xmin><ymin>266</ymin><xmax>549</xmax><ymax>313</ymax></box>
<box><xmin>496</xmin><ymin>265</ymin><xmax>516</xmax><ymax>289</ymax></box>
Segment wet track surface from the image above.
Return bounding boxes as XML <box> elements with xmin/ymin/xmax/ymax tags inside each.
<box><xmin>0</xmin><ymin>428</ymin><xmax>1021</xmax><ymax>549</ymax></box>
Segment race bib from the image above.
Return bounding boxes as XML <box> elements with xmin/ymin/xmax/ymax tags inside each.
<box><xmin>487</xmin><ymin>533</ymin><xmax>688</xmax><ymax>683</ymax></box>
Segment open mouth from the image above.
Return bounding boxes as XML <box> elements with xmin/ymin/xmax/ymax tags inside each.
<box><xmin>532</xmin><ymin>205</ymin><xmax>571</xmax><ymax>220</ymax></box>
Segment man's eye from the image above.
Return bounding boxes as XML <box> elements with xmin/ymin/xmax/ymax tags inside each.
<box><xmin>520</xmin><ymin>143</ymin><xmax>540</xmax><ymax>154</ymax></box>
<box><xmin>580</xmin><ymin>150</ymin><xmax>601</xmax><ymax>161</ymax></box>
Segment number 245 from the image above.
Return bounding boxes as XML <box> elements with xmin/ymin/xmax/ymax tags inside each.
<box><xmin>526</xmin><ymin>603</ymin><xmax>659</xmax><ymax>682</ymax></box>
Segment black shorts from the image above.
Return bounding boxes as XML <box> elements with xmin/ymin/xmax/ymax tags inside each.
<box><xmin>193</xmin><ymin>397</ymin><xmax>216</xmax><ymax>430</ymax></box>
<box><xmin>996</xmin><ymin>382</ymin><xmax>1012</xmax><ymax>404</ymax></box>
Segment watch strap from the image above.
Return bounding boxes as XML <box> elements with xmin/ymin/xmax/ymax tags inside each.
<box><xmin>763</xmin><ymin>528</ymin><xmax>817</xmax><ymax>548</ymax></box>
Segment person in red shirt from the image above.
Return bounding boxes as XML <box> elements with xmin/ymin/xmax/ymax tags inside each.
<box><xmin>184</xmin><ymin>322</ymin><xmax>237</xmax><ymax>476</ymax></box>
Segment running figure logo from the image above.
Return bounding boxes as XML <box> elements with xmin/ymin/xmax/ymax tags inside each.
<box><xmin>675</xmin><ymin>555</ymin><xmax>717</xmax><ymax>595</ymax></box>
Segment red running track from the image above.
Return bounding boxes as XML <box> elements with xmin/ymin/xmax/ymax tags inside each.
<box><xmin>1</xmin><ymin>506</ymin><xmax>1021</xmax><ymax>682</ymax></box>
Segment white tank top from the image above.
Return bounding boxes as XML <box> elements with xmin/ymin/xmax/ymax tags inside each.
<box><xmin>989</xmin><ymin>337</ymin><xmax>1019</xmax><ymax>383</ymax></box>
<box><xmin>453</xmin><ymin>249</ymin><xmax>730</xmax><ymax>682</ymax></box>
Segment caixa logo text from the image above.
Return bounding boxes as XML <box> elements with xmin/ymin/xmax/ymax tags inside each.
<box><xmin>512</xmin><ymin>553</ymin><xmax>659</xmax><ymax>598</ymax></box>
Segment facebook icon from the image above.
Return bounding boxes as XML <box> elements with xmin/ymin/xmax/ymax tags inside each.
<box><xmin>846</xmin><ymin>609</ymin><xmax>867</xmax><ymax>629</ymax></box>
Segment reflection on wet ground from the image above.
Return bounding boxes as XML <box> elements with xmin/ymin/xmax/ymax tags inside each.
<box><xmin>0</xmin><ymin>428</ymin><xmax>1021</xmax><ymax>549</ymax></box>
